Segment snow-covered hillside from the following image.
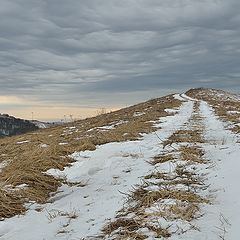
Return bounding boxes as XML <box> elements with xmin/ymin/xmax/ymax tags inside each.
<box><xmin>0</xmin><ymin>89</ymin><xmax>239</xmax><ymax>240</ymax></box>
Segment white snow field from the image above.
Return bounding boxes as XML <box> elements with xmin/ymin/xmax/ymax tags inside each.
<box><xmin>0</xmin><ymin>93</ymin><xmax>239</xmax><ymax>240</ymax></box>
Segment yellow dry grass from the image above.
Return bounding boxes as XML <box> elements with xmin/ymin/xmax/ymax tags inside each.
<box><xmin>0</xmin><ymin>189</ymin><xmax>25</xmax><ymax>219</ymax></box>
<box><xmin>163</xmin><ymin>129</ymin><xmax>204</xmax><ymax>147</ymax></box>
<box><xmin>149</xmin><ymin>153</ymin><xmax>175</xmax><ymax>165</ymax></box>
<box><xmin>149</xmin><ymin>202</ymin><xmax>200</xmax><ymax>222</ymax></box>
<box><xmin>131</xmin><ymin>187</ymin><xmax>209</xmax><ymax>209</ymax></box>
<box><xmin>102</xmin><ymin>217</ymin><xmax>171</xmax><ymax>239</ymax></box>
<box><xmin>180</xmin><ymin>145</ymin><xmax>207</xmax><ymax>164</ymax></box>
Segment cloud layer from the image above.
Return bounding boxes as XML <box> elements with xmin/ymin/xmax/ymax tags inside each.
<box><xmin>0</xmin><ymin>0</ymin><xmax>240</xmax><ymax>112</ymax></box>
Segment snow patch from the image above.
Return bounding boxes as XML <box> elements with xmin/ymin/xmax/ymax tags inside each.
<box><xmin>16</xmin><ymin>140</ymin><xmax>30</xmax><ymax>144</ymax></box>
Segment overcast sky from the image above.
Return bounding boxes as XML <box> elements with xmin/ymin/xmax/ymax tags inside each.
<box><xmin>0</xmin><ymin>0</ymin><xmax>240</xmax><ymax>120</ymax></box>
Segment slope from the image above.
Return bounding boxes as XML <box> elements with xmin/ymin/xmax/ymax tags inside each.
<box><xmin>0</xmin><ymin>89</ymin><xmax>239</xmax><ymax>240</ymax></box>
<box><xmin>0</xmin><ymin>94</ymin><xmax>181</xmax><ymax>218</ymax></box>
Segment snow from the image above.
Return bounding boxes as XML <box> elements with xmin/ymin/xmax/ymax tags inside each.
<box><xmin>16</xmin><ymin>140</ymin><xmax>31</xmax><ymax>144</ymax></box>
<box><xmin>40</xmin><ymin>144</ymin><xmax>48</xmax><ymax>148</ymax></box>
<box><xmin>31</xmin><ymin>120</ymin><xmax>52</xmax><ymax>129</ymax></box>
<box><xmin>227</xmin><ymin>110</ymin><xmax>240</xmax><ymax>114</ymax></box>
<box><xmin>0</xmin><ymin>160</ymin><xmax>9</xmax><ymax>173</ymax></box>
<box><xmin>15</xmin><ymin>184</ymin><xmax>28</xmax><ymax>190</ymax></box>
<box><xmin>173</xmin><ymin>93</ymin><xmax>185</xmax><ymax>101</ymax></box>
<box><xmin>87</xmin><ymin>121</ymin><xmax>129</xmax><ymax>132</ymax></box>
<box><xmin>196</xmin><ymin>101</ymin><xmax>240</xmax><ymax>240</ymax></box>
<box><xmin>67</xmin><ymin>127</ymin><xmax>76</xmax><ymax>130</ymax></box>
<box><xmin>133</xmin><ymin>111</ymin><xmax>145</xmax><ymax>117</ymax></box>
<box><xmin>1</xmin><ymin>92</ymin><xmax>240</xmax><ymax>240</ymax></box>
<box><xmin>96</xmin><ymin>125</ymin><xmax>115</xmax><ymax>130</ymax></box>
<box><xmin>170</xmin><ymin>100</ymin><xmax>240</xmax><ymax>240</ymax></box>
<box><xmin>164</xmin><ymin>108</ymin><xmax>179</xmax><ymax>114</ymax></box>
<box><xmin>180</xmin><ymin>93</ymin><xmax>197</xmax><ymax>101</ymax></box>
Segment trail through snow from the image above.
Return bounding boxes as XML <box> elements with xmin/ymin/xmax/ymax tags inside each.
<box><xmin>188</xmin><ymin>101</ymin><xmax>240</xmax><ymax>240</ymax></box>
<box><xmin>170</xmin><ymin>98</ymin><xmax>240</xmax><ymax>240</ymax></box>
<box><xmin>0</xmin><ymin>95</ymin><xmax>240</xmax><ymax>240</ymax></box>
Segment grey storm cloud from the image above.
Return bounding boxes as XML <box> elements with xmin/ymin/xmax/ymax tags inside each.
<box><xmin>0</xmin><ymin>0</ymin><xmax>240</xmax><ymax>106</ymax></box>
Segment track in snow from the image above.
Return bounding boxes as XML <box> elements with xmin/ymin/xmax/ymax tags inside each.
<box><xmin>0</xmin><ymin>95</ymin><xmax>239</xmax><ymax>240</ymax></box>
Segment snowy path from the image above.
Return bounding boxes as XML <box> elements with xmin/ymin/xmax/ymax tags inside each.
<box><xmin>171</xmin><ymin>98</ymin><xmax>240</xmax><ymax>240</ymax></box>
<box><xmin>1</xmin><ymin>96</ymin><xmax>239</xmax><ymax>240</ymax></box>
<box><xmin>195</xmin><ymin>101</ymin><xmax>240</xmax><ymax>240</ymax></box>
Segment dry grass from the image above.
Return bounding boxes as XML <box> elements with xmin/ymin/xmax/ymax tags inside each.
<box><xmin>168</xmin><ymin>203</ymin><xmax>200</xmax><ymax>221</ymax></box>
<box><xmin>102</xmin><ymin>217</ymin><xmax>170</xmax><ymax>239</ymax></box>
<box><xmin>102</xmin><ymin>218</ymin><xmax>143</xmax><ymax>235</ymax></box>
<box><xmin>0</xmin><ymin>95</ymin><xmax>182</xmax><ymax>219</ymax></box>
<box><xmin>144</xmin><ymin>167</ymin><xmax>205</xmax><ymax>191</ymax></box>
<box><xmin>131</xmin><ymin>188</ymin><xmax>209</xmax><ymax>209</ymax></box>
<box><xmin>102</xmin><ymin>182</ymin><xmax>208</xmax><ymax>238</ymax></box>
<box><xmin>0</xmin><ymin>189</ymin><xmax>26</xmax><ymax>219</ymax></box>
<box><xmin>149</xmin><ymin>153</ymin><xmax>175</xmax><ymax>165</ymax></box>
<box><xmin>163</xmin><ymin>129</ymin><xmax>204</xmax><ymax>147</ymax></box>
<box><xmin>150</xmin><ymin>202</ymin><xmax>200</xmax><ymax>222</ymax></box>
<box><xmin>180</xmin><ymin>146</ymin><xmax>207</xmax><ymax>164</ymax></box>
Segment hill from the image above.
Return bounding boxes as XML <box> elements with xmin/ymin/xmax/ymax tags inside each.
<box><xmin>0</xmin><ymin>114</ymin><xmax>38</xmax><ymax>137</ymax></box>
<box><xmin>0</xmin><ymin>88</ymin><xmax>239</xmax><ymax>240</ymax></box>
